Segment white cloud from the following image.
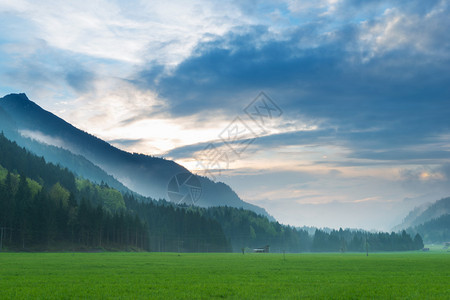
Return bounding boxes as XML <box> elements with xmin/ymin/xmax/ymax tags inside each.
<box><xmin>358</xmin><ymin>4</ymin><xmax>450</xmax><ymax>61</ymax></box>
<box><xmin>287</xmin><ymin>0</ymin><xmax>341</xmax><ymax>16</ymax></box>
<box><xmin>0</xmin><ymin>0</ymin><xmax>252</xmax><ymax>65</ymax></box>
<box><xmin>59</xmin><ymin>76</ymin><xmax>246</xmax><ymax>155</ymax></box>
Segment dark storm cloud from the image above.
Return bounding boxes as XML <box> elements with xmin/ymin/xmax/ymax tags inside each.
<box><xmin>138</xmin><ymin>23</ymin><xmax>449</xmax><ymax>124</ymax></box>
<box><xmin>137</xmin><ymin>24</ymin><xmax>353</xmax><ymax>116</ymax></box>
<box><xmin>138</xmin><ymin>0</ymin><xmax>449</xmax><ymax>165</ymax></box>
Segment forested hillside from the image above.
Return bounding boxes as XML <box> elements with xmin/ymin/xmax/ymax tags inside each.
<box><xmin>0</xmin><ymin>105</ymin><xmax>137</xmax><ymax>194</ymax></box>
<box><xmin>0</xmin><ymin>133</ymin><xmax>229</xmax><ymax>252</ymax></box>
<box><xmin>407</xmin><ymin>214</ymin><xmax>450</xmax><ymax>243</ymax></box>
<box><xmin>396</xmin><ymin>197</ymin><xmax>450</xmax><ymax>243</ymax></box>
<box><xmin>0</xmin><ymin>133</ymin><xmax>149</xmax><ymax>250</ymax></box>
<box><xmin>395</xmin><ymin>197</ymin><xmax>450</xmax><ymax>230</ymax></box>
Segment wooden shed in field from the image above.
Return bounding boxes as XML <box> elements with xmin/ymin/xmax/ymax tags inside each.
<box><xmin>253</xmin><ymin>245</ymin><xmax>270</xmax><ymax>253</ymax></box>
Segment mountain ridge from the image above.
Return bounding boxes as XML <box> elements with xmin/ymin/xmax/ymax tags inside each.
<box><xmin>0</xmin><ymin>99</ymin><xmax>135</xmax><ymax>194</ymax></box>
<box><xmin>393</xmin><ymin>197</ymin><xmax>450</xmax><ymax>231</ymax></box>
<box><xmin>393</xmin><ymin>197</ymin><xmax>450</xmax><ymax>243</ymax></box>
<box><xmin>0</xmin><ymin>93</ymin><xmax>272</xmax><ymax>219</ymax></box>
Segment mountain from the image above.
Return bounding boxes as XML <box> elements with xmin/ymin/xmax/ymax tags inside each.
<box><xmin>409</xmin><ymin>214</ymin><xmax>450</xmax><ymax>243</ymax></box>
<box><xmin>394</xmin><ymin>197</ymin><xmax>450</xmax><ymax>243</ymax></box>
<box><xmin>0</xmin><ymin>104</ymin><xmax>135</xmax><ymax>194</ymax></box>
<box><xmin>394</xmin><ymin>197</ymin><xmax>450</xmax><ymax>231</ymax></box>
<box><xmin>0</xmin><ymin>93</ymin><xmax>271</xmax><ymax>218</ymax></box>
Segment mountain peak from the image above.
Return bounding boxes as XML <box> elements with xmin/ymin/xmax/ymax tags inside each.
<box><xmin>2</xmin><ymin>93</ymin><xmax>30</xmax><ymax>101</ymax></box>
<box><xmin>0</xmin><ymin>93</ymin><xmax>39</xmax><ymax>112</ymax></box>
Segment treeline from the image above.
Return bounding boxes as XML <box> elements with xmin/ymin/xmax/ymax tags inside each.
<box><xmin>202</xmin><ymin>206</ymin><xmax>310</xmax><ymax>252</ymax></box>
<box><xmin>311</xmin><ymin>228</ymin><xmax>424</xmax><ymax>252</ymax></box>
<box><xmin>199</xmin><ymin>206</ymin><xmax>424</xmax><ymax>253</ymax></box>
<box><xmin>124</xmin><ymin>194</ymin><xmax>231</xmax><ymax>252</ymax></box>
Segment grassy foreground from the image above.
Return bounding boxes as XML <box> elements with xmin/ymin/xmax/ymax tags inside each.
<box><xmin>0</xmin><ymin>252</ymin><xmax>448</xmax><ymax>299</ymax></box>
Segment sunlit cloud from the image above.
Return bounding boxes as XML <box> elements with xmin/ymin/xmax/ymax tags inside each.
<box><xmin>0</xmin><ymin>0</ymin><xmax>449</xmax><ymax>229</ymax></box>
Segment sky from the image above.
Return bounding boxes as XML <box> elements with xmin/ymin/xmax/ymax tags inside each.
<box><xmin>0</xmin><ymin>0</ymin><xmax>449</xmax><ymax>230</ymax></box>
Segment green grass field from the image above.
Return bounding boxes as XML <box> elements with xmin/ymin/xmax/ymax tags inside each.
<box><xmin>0</xmin><ymin>251</ymin><xmax>448</xmax><ymax>299</ymax></box>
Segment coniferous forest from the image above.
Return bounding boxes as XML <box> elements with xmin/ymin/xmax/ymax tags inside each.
<box><xmin>0</xmin><ymin>132</ymin><xmax>424</xmax><ymax>253</ymax></box>
<box><xmin>0</xmin><ymin>133</ymin><xmax>150</xmax><ymax>251</ymax></box>
<box><xmin>0</xmin><ymin>133</ymin><xmax>230</xmax><ymax>251</ymax></box>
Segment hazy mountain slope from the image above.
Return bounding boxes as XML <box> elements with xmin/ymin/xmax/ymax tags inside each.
<box><xmin>17</xmin><ymin>136</ymin><xmax>134</xmax><ymax>194</ymax></box>
<box><xmin>0</xmin><ymin>93</ymin><xmax>271</xmax><ymax>218</ymax></box>
<box><xmin>408</xmin><ymin>214</ymin><xmax>450</xmax><ymax>243</ymax></box>
<box><xmin>409</xmin><ymin>197</ymin><xmax>450</xmax><ymax>227</ymax></box>
<box><xmin>0</xmin><ymin>106</ymin><xmax>16</xmax><ymax>132</ymax></box>
<box><xmin>394</xmin><ymin>197</ymin><xmax>450</xmax><ymax>231</ymax></box>
<box><xmin>0</xmin><ymin>106</ymin><xmax>134</xmax><ymax>194</ymax></box>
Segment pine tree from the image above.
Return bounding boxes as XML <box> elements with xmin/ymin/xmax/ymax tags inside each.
<box><xmin>413</xmin><ymin>233</ymin><xmax>424</xmax><ymax>250</ymax></box>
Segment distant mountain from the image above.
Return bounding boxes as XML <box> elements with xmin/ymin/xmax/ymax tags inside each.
<box><xmin>393</xmin><ymin>197</ymin><xmax>450</xmax><ymax>231</ymax></box>
<box><xmin>394</xmin><ymin>197</ymin><xmax>450</xmax><ymax>243</ymax></box>
<box><xmin>409</xmin><ymin>214</ymin><xmax>450</xmax><ymax>243</ymax></box>
<box><xmin>0</xmin><ymin>93</ymin><xmax>271</xmax><ymax>218</ymax></box>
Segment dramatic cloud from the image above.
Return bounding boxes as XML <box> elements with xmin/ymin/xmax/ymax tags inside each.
<box><xmin>1</xmin><ymin>0</ymin><xmax>449</xmax><ymax>229</ymax></box>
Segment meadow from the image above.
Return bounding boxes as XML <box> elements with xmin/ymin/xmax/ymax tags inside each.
<box><xmin>0</xmin><ymin>251</ymin><xmax>448</xmax><ymax>299</ymax></box>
